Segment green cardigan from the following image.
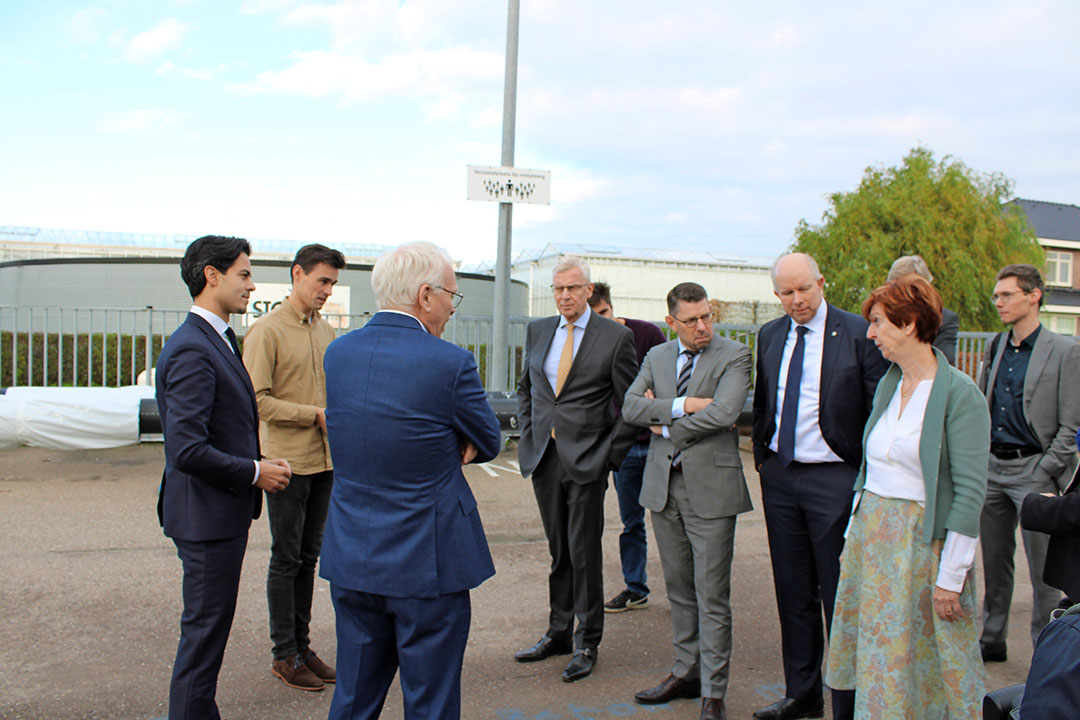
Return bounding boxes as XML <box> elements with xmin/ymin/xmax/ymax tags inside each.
<box><xmin>853</xmin><ymin>348</ymin><xmax>990</xmax><ymax>543</ymax></box>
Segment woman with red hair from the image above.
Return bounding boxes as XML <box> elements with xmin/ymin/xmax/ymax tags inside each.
<box><xmin>826</xmin><ymin>277</ymin><xmax>989</xmax><ymax>719</ymax></box>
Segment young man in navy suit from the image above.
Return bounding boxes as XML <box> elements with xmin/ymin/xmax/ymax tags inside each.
<box><xmin>156</xmin><ymin>235</ymin><xmax>293</xmax><ymax>720</ymax></box>
<box><xmin>320</xmin><ymin>241</ymin><xmax>501</xmax><ymax>720</ymax></box>
<box><xmin>751</xmin><ymin>253</ymin><xmax>887</xmax><ymax>720</ymax></box>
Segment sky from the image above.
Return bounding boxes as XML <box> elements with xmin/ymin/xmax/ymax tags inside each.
<box><xmin>1</xmin><ymin>0</ymin><xmax>1078</xmax><ymax>264</ymax></box>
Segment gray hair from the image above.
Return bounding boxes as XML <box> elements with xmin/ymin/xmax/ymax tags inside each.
<box><xmin>552</xmin><ymin>255</ymin><xmax>591</xmax><ymax>282</ymax></box>
<box><xmin>770</xmin><ymin>252</ymin><xmax>823</xmax><ymax>290</ymax></box>
<box><xmin>887</xmin><ymin>255</ymin><xmax>934</xmax><ymax>283</ymax></box>
<box><xmin>371</xmin><ymin>241</ymin><xmax>453</xmax><ymax>310</ymax></box>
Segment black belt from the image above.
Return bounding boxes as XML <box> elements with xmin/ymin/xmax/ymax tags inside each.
<box><xmin>990</xmin><ymin>445</ymin><xmax>1041</xmax><ymax>460</ymax></box>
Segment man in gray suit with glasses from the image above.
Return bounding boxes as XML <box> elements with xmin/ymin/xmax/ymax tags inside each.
<box><xmin>622</xmin><ymin>282</ymin><xmax>753</xmax><ymax>720</ymax></box>
<box><xmin>978</xmin><ymin>263</ymin><xmax>1080</xmax><ymax>662</ymax></box>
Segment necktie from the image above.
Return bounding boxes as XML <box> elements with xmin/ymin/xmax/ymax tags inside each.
<box><xmin>671</xmin><ymin>349</ymin><xmax>698</xmax><ymax>471</ymax></box>
<box><xmin>554</xmin><ymin>323</ymin><xmax>574</xmax><ymax>396</ymax></box>
<box><xmin>777</xmin><ymin>325</ymin><xmax>808</xmax><ymax>467</ymax></box>
<box><xmin>224</xmin><ymin>326</ymin><xmax>243</xmax><ymax>363</ymax></box>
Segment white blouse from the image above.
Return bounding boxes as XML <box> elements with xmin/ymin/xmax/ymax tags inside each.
<box><xmin>862</xmin><ymin>379</ymin><xmax>978</xmax><ymax>592</ymax></box>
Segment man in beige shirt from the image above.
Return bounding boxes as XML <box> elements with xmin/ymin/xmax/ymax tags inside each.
<box><xmin>242</xmin><ymin>243</ymin><xmax>346</xmax><ymax>692</ymax></box>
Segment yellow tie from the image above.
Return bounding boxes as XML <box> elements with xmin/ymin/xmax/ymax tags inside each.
<box><xmin>555</xmin><ymin>323</ymin><xmax>574</xmax><ymax>396</ymax></box>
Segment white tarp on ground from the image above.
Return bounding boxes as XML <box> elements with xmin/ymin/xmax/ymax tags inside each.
<box><xmin>0</xmin><ymin>386</ymin><xmax>155</xmax><ymax>450</ymax></box>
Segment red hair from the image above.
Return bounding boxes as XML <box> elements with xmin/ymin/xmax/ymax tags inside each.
<box><xmin>862</xmin><ymin>277</ymin><xmax>942</xmax><ymax>344</ymax></box>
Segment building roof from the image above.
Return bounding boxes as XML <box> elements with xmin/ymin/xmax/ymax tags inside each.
<box><xmin>512</xmin><ymin>242</ymin><xmax>775</xmax><ymax>269</ymax></box>
<box><xmin>1008</xmin><ymin>199</ymin><xmax>1080</xmax><ymax>242</ymax></box>
<box><xmin>0</xmin><ymin>225</ymin><xmax>392</xmax><ymax>261</ymax></box>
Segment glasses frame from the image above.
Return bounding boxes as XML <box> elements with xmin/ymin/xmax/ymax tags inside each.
<box><xmin>672</xmin><ymin>312</ymin><xmax>714</xmax><ymax>327</ymax></box>
<box><xmin>433</xmin><ymin>285</ymin><xmax>464</xmax><ymax>308</ymax></box>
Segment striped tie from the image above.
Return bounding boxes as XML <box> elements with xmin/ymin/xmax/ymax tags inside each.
<box><xmin>671</xmin><ymin>349</ymin><xmax>698</xmax><ymax>471</ymax></box>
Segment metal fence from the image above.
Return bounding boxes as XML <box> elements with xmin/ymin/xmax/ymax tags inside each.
<box><xmin>0</xmin><ymin>304</ymin><xmax>1003</xmax><ymax>391</ymax></box>
<box><xmin>0</xmin><ymin>305</ymin><xmax>530</xmax><ymax>390</ymax></box>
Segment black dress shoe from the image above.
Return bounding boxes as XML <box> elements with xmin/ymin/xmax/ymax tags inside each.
<box><xmin>561</xmin><ymin>648</ymin><xmax>596</xmax><ymax>682</ymax></box>
<box><xmin>752</xmin><ymin>696</ymin><xmax>825</xmax><ymax>720</ymax></box>
<box><xmin>700</xmin><ymin>697</ymin><xmax>725</xmax><ymax>720</ymax></box>
<box><xmin>981</xmin><ymin>641</ymin><xmax>1008</xmax><ymax>662</ymax></box>
<box><xmin>514</xmin><ymin>635</ymin><xmax>573</xmax><ymax>662</ymax></box>
<box><xmin>634</xmin><ymin>673</ymin><xmax>702</xmax><ymax>704</ymax></box>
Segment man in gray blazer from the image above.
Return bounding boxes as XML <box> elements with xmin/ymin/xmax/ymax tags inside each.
<box><xmin>515</xmin><ymin>256</ymin><xmax>638</xmax><ymax>682</ymax></box>
<box><xmin>622</xmin><ymin>282</ymin><xmax>753</xmax><ymax>720</ymax></box>
<box><xmin>978</xmin><ymin>263</ymin><xmax>1080</xmax><ymax>662</ymax></box>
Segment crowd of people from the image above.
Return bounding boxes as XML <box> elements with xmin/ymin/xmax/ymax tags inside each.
<box><xmin>154</xmin><ymin>236</ymin><xmax>1079</xmax><ymax>720</ymax></box>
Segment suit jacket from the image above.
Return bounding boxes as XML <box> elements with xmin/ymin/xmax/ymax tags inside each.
<box><xmin>319</xmin><ymin>312</ymin><xmax>501</xmax><ymax>599</ymax></box>
<box><xmin>623</xmin><ymin>334</ymin><xmax>753</xmax><ymax>519</ymax></box>
<box><xmin>752</xmin><ymin>302</ymin><xmax>888</xmax><ymax>470</ymax></box>
<box><xmin>853</xmin><ymin>349</ymin><xmax>990</xmax><ymax>543</ymax></box>
<box><xmin>1021</xmin><ymin>466</ymin><xmax>1080</xmax><ymax>600</ymax></box>
<box><xmin>979</xmin><ymin>324</ymin><xmax>1080</xmax><ymax>492</ymax></box>
<box><xmin>934</xmin><ymin>307</ymin><xmax>959</xmax><ymax>366</ymax></box>
<box><xmin>156</xmin><ymin>312</ymin><xmax>262</xmax><ymax>542</ymax></box>
<box><xmin>517</xmin><ymin>313</ymin><xmax>638</xmax><ymax>484</ymax></box>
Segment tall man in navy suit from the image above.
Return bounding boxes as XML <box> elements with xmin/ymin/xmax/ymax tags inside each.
<box><xmin>320</xmin><ymin>241</ymin><xmax>501</xmax><ymax>720</ymax></box>
<box><xmin>156</xmin><ymin>235</ymin><xmax>293</xmax><ymax>720</ymax></box>
<box><xmin>751</xmin><ymin>253</ymin><xmax>887</xmax><ymax>720</ymax></box>
<box><xmin>515</xmin><ymin>256</ymin><xmax>638</xmax><ymax>682</ymax></box>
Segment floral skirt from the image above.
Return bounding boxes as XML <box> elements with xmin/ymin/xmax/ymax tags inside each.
<box><xmin>826</xmin><ymin>492</ymin><xmax>984</xmax><ymax>719</ymax></box>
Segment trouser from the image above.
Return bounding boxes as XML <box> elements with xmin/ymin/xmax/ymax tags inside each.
<box><xmin>613</xmin><ymin>441</ymin><xmax>650</xmax><ymax>596</ymax></box>
<box><xmin>169</xmin><ymin>534</ymin><xmax>248</xmax><ymax>720</ymax></box>
<box><xmin>651</xmin><ymin>470</ymin><xmax>737</xmax><ymax>699</ymax></box>
<box><xmin>980</xmin><ymin>453</ymin><xmax>1061</xmax><ymax>646</ymax></box>
<box><xmin>531</xmin><ymin>441</ymin><xmax>607</xmax><ymax>650</ymax></box>
<box><xmin>329</xmin><ymin>585</ymin><xmax>471</xmax><ymax>720</ymax></box>
<box><xmin>266</xmin><ymin>469</ymin><xmax>334</xmax><ymax>660</ymax></box>
<box><xmin>758</xmin><ymin>456</ymin><xmax>854</xmax><ymax>715</ymax></box>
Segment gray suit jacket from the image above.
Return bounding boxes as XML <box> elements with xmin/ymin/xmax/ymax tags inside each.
<box><xmin>979</xmin><ymin>324</ymin><xmax>1080</xmax><ymax>492</ymax></box>
<box><xmin>622</xmin><ymin>334</ymin><xmax>753</xmax><ymax>519</ymax></box>
<box><xmin>517</xmin><ymin>312</ymin><xmax>638</xmax><ymax>484</ymax></box>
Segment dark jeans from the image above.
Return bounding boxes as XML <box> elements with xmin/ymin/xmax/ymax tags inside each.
<box><xmin>612</xmin><ymin>441</ymin><xmax>650</xmax><ymax>596</ymax></box>
<box><xmin>267</xmin><ymin>469</ymin><xmax>334</xmax><ymax>660</ymax></box>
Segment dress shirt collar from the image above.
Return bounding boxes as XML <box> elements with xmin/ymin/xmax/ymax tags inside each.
<box><xmin>676</xmin><ymin>338</ymin><xmax>701</xmax><ymax>356</ymax></box>
<box><xmin>190</xmin><ymin>304</ymin><xmax>230</xmax><ymax>336</ymax></box>
<box><xmin>379</xmin><ymin>309</ymin><xmax>429</xmax><ymax>333</ymax></box>
<box><xmin>559</xmin><ymin>304</ymin><xmax>591</xmax><ymax>330</ymax></box>
<box><xmin>281</xmin><ymin>296</ymin><xmax>320</xmax><ymax>325</ymax></box>
<box><xmin>1007</xmin><ymin>323</ymin><xmax>1041</xmax><ymax>349</ymax></box>
<box><xmin>789</xmin><ymin>300</ymin><xmax>828</xmax><ymax>336</ymax></box>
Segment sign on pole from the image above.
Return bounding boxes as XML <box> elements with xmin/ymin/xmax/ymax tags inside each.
<box><xmin>467</xmin><ymin>165</ymin><xmax>551</xmax><ymax>205</ymax></box>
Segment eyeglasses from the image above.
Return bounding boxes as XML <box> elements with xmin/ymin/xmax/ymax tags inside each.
<box><xmin>992</xmin><ymin>290</ymin><xmax>1029</xmax><ymax>303</ymax></box>
<box><xmin>434</xmin><ymin>285</ymin><xmax>464</xmax><ymax>308</ymax></box>
<box><xmin>551</xmin><ymin>283</ymin><xmax>588</xmax><ymax>295</ymax></box>
<box><xmin>673</xmin><ymin>313</ymin><xmax>713</xmax><ymax>327</ymax></box>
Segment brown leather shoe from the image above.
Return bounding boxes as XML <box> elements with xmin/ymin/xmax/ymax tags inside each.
<box><xmin>301</xmin><ymin>647</ymin><xmax>336</xmax><ymax>683</ymax></box>
<box><xmin>701</xmin><ymin>697</ymin><xmax>726</xmax><ymax>720</ymax></box>
<box><xmin>634</xmin><ymin>673</ymin><xmax>702</xmax><ymax>704</ymax></box>
<box><xmin>271</xmin><ymin>654</ymin><xmax>325</xmax><ymax>691</ymax></box>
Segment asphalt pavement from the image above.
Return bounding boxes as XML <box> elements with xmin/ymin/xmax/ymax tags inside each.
<box><xmin>0</xmin><ymin>442</ymin><xmax>1032</xmax><ymax>719</ymax></box>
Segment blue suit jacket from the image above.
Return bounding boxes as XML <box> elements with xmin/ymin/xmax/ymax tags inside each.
<box><xmin>752</xmin><ymin>302</ymin><xmax>888</xmax><ymax>470</ymax></box>
<box><xmin>156</xmin><ymin>312</ymin><xmax>262</xmax><ymax>541</ymax></box>
<box><xmin>319</xmin><ymin>312</ymin><xmax>502</xmax><ymax>599</ymax></box>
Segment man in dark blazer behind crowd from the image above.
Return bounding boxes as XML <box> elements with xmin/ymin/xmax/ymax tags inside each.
<box><xmin>515</xmin><ymin>256</ymin><xmax>638</xmax><ymax>682</ymax></box>
<box><xmin>751</xmin><ymin>253</ymin><xmax>887</xmax><ymax>720</ymax></box>
<box><xmin>156</xmin><ymin>235</ymin><xmax>293</xmax><ymax>720</ymax></box>
<box><xmin>319</xmin><ymin>241</ymin><xmax>501</xmax><ymax>720</ymax></box>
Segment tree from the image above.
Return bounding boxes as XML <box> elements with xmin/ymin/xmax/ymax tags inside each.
<box><xmin>792</xmin><ymin>146</ymin><xmax>1043</xmax><ymax>331</ymax></box>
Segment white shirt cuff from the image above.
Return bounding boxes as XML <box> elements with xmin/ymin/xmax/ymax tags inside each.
<box><xmin>935</xmin><ymin>531</ymin><xmax>978</xmax><ymax>592</ymax></box>
<box><xmin>661</xmin><ymin>425</ymin><xmax>670</xmax><ymax>439</ymax></box>
<box><xmin>252</xmin><ymin>459</ymin><xmax>260</xmax><ymax>486</ymax></box>
<box><xmin>671</xmin><ymin>396</ymin><xmax>686</xmax><ymax>418</ymax></box>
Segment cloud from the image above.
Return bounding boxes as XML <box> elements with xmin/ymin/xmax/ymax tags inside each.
<box><xmin>232</xmin><ymin>45</ymin><xmax>502</xmax><ymax>103</ymax></box>
<box><xmin>125</xmin><ymin>19</ymin><xmax>187</xmax><ymax>63</ymax></box>
<box><xmin>156</xmin><ymin>61</ymin><xmax>216</xmax><ymax>80</ymax></box>
<box><xmin>99</xmin><ymin>109</ymin><xmax>182</xmax><ymax>134</ymax></box>
<box><xmin>64</xmin><ymin>7</ymin><xmax>108</xmax><ymax>43</ymax></box>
